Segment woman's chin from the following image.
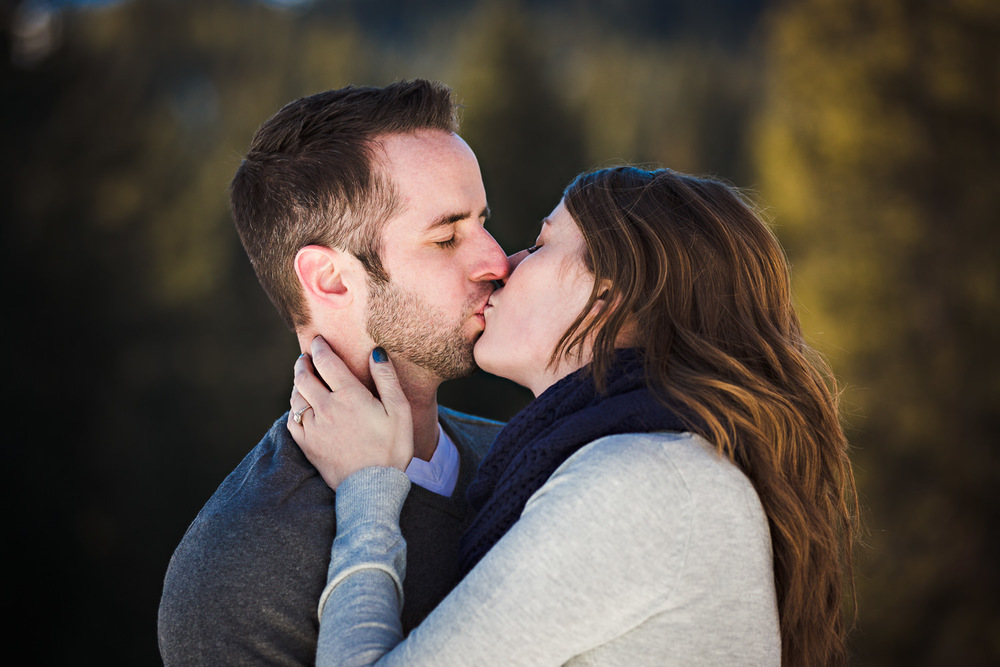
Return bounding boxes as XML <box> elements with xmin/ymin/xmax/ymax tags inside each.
<box><xmin>473</xmin><ymin>341</ymin><xmax>518</xmax><ymax>385</ymax></box>
<box><xmin>472</xmin><ymin>341</ymin><xmax>496</xmax><ymax>376</ymax></box>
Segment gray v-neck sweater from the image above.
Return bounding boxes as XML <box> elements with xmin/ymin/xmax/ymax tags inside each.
<box><xmin>158</xmin><ymin>407</ymin><xmax>502</xmax><ymax>666</ymax></box>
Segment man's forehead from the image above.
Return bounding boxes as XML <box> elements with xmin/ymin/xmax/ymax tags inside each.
<box><xmin>375</xmin><ymin>131</ymin><xmax>487</xmax><ymax>235</ymax></box>
<box><xmin>375</xmin><ymin>129</ymin><xmax>467</xmax><ymax>169</ymax></box>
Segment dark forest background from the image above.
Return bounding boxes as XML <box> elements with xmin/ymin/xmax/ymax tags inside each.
<box><xmin>4</xmin><ymin>0</ymin><xmax>998</xmax><ymax>664</ymax></box>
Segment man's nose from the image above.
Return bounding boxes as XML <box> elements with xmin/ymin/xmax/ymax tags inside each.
<box><xmin>471</xmin><ymin>228</ymin><xmax>510</xmax><ymax>283</ymax></box>
<box><xmin>491</xmin><ymin>250</ymin><xmax>527</xmax><ymax>288</ymax></box>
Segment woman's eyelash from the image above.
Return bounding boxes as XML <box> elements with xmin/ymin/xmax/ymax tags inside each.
<box><xmin>526</xmin><ymin>244</ymin><xmax>541</xmax><ymax>254</ymax></box>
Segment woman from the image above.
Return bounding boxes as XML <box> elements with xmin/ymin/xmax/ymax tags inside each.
<box><xmin>289</xmin><ymin>166</ymin><xmax>858</xmax><ymax>666</ymax></box>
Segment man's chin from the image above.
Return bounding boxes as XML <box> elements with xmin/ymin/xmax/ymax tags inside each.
<box><xmin>439</xmin><ymin>348</ymin><xmax>478</xmax><ymax>381</ymax></box>
<box><xmin>390</xmin><ymin>341</ymin><xmax>477</xmax><ymax>382</ymax></box>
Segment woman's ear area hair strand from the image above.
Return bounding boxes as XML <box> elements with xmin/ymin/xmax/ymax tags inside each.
<box><xmin>595</xmin><ymin>276</ymin><xmax>615</xmax><ymax>303</ymax></box>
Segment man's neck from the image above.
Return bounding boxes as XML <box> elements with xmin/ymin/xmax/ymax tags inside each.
<box><xmin>391</xmin><ymin>358</ymin><xmax>442</xmax><ymax>462</ymax></box>
<box><xmin>406</xmin><ymin>384</ymin><xmax>441</xmax><ymax>463</ymax></box>
<box><xmin>374</xmin><ymin>353</ymin><xmax>443</xmax><ymax>463</ymax></box>
<box><xmin>296</xmin><ymin>330</ymin><xmax>442</xmax><ymax>463</ymax></box>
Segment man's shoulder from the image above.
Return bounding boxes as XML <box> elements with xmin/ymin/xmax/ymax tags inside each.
<box><xmin>170</xmin><ymin>413</ymin><xmax>335</xmax><ymax>551</ymax></box>
<box><xmin>438</xmin><ymin>405</ymin><xmax>504</xmax><ymax>460</ymax></box>
<box><xmin>159</xmin><ymin>414</ymin><xmax>333</xmax><ymax>665</ymax></box>
<box><xmin>438</xmin><ymin>405</ymin><xmax>504</xmax><ymax>427</ymax></box>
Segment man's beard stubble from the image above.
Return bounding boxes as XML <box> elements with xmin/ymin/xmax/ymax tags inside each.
<box><xmin>365</xmin><ymin>276</ymin><xmax>482</xmax><ymax>381</ymax></box>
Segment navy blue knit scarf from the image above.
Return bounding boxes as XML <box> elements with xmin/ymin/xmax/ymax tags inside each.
<box><xmin>458</xmin><ymin>348</ymin><xmax>690</xmax><ymax>575</ymax></box>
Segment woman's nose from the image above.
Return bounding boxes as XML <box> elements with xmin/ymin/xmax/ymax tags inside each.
<box><xmin>493</xmin><ymin>249</ymin><xmax>528</xmax><ymax>287</ymax></box>
<box><xmin>507</xmin><ymin>249</ymin><xmax>529</xmax><ymax>271</ymax></box>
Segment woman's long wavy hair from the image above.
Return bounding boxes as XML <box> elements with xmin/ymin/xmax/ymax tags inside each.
<box><xmin>559</xmin><ymin>166</ymin><xmax>859</xmax><ymax>666</ymax></box>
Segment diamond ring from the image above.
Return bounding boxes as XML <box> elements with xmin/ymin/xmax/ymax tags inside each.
<box><xmin>293</xmin><ymin>406</ymin><xmax>313</xmax><ymax>425</ymax></box>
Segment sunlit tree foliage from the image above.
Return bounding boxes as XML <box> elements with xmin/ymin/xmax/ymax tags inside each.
<box><xmin>755</xmin><ymin>0</ymin><xmax>1000</xmax><ymax>664</ymax></box>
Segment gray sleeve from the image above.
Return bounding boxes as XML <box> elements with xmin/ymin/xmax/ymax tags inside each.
<box><xmin>316</xmin><ymin>436</ymin><xmax>700</xmax><ymax>666</ymax></box>
<box><xmin>317</xmin><ymin>467</ymin><xmax>412</xmax><ymax>667</ymax></box>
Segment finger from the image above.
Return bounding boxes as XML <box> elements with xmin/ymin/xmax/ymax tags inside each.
<box><xmin>310</xmin><ymin>336</ymin><xmax>368</xmax><ymax>394</ymax></box>
<box><xmin>368</xmin><ymin>347</ymin><xmax>409</xmax><ymax>417</ymax></box>
<box><xmin>293</xmin><ymin>353</ymin><xmax>312</xmax><ymax>386</ymax></box>
<box><xmin>290</xmin><ymin>364</ymin><xmax>319</xmax><ymax>422</ymax></box>
<box><xmin>293</xmin><ymin>352</ymin><xmax>315</xmax><ymax>381</ymax></box>
<box><xmin>293</xmin><ymin>354</ymin><xmax>336</xmax><ymax>408</ymax></box>
<box><xmin>289</xmin><ymin>386</ymin><xmax>310</xmax><ymax>413</ymax></box>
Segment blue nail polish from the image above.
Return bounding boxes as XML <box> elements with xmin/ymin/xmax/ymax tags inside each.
<box><xmin>372</xmin><ymin>347</ymin><xmax>388</xmax><ymax>363</ymax></box>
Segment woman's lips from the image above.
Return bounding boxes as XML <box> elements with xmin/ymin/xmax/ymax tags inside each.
<box><xmin>482</xmin><ymin>288</ymin><xmax>501</xmax><ymax>323</ymax></box>
<box><xmin>473</xmin><ymin>297</ymin><xmax>491</xmax><ymax>328</ymax></box>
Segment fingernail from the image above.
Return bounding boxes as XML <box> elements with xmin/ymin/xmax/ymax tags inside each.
<box><xmin>372</xmin><ymin>347</ymin><xmax>388</xmax><ymax>363</ymax></box>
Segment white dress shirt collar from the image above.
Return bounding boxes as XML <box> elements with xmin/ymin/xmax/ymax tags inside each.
<box><xmin>404</xmin><ymin>424</ymin><xmax>460</xmax><ymax>497</ymax></box>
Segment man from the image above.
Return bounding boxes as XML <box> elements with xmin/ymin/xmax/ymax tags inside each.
<box><xmin>158</xmin><ymin>80</ymin><xmax>509</xmax><ymax>665</ymax></box>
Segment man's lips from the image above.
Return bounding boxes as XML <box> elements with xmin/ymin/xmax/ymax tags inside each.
<box><xmin>472</xmin><ymin>292</ymin><xmax>493</xmax><ymax>327</ymax></box>
<box><xmin>477</xmin><ymin>286</ymin><xmax>500</xmax><ymax>315</ymax></box>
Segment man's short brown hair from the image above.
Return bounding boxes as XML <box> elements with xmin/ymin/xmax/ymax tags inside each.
<box><xmin>229</xmin><ymin>80</ymin><xmax>459</xmax><ymax>329</ymax></box>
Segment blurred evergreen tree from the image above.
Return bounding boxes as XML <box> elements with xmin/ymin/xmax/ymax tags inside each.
<box><xmin>436</xmin><ymin>0</ymin><xmax>588</xmax><ymax>419</ymax></box>
<box><xmin>557</xmin><ymin>30</ymin><xmax>761</xmax><ymax>180</ymax></box>
<box><xmin>451</xmin><ymin>0</ymin><xmax>588</xmax><ymax>251</ymax></box>
<box><xmin>6</xmin><ymin>1</ymin><xmax>372</xmax><ymax>662</ymax></box>
<box><xmin>755</xmin><ymin>0</ymin><xmax>1000</xmax><ymax>664</ymax></box>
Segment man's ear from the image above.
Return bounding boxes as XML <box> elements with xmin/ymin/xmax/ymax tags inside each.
<box><xmin>294</xmin><ymin>245</ymin><xmax>360</xmax><ymax>310</ymax></box>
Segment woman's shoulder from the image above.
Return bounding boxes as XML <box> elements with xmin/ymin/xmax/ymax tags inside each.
<box><xmin>548</xmin><ymin>431</ymin><xmax>763</xmax><ymax>516</ymax></box>
<box><xmin>559</xmin><ymin>430</ymin><xmax>736</xmax><ymax>478</ymax></box>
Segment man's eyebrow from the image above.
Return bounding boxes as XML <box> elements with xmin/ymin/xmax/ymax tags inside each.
<box><xmin>428</xmin><ymin>206</ymin><xmax>491</xmax><ymax>229</ymax></box>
